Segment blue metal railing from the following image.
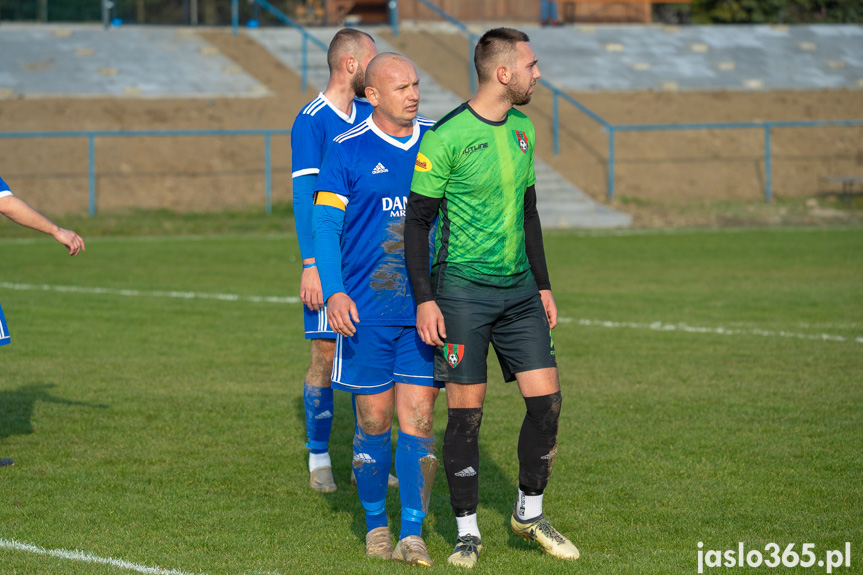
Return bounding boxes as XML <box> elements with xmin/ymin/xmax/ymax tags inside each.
<box><xmin>413</xmin><ymin>0</ymin><xmax>478</xmax><ymax>94</ymax></box>
<box><xmin>609</xmin><ymin>119</ymin><xmax>863</xmax><ymax>202</ymax></box>
<box><xmin>0</xmin><ymin>129</ymin><xmax>291</xmax><ymax>216</ymax></box>
<box><xmin>403</xmin><ymin>0</ymin><xmax>863</xmax><ymax>203</ymax></box>
<box><xmin>231</xmin><ymin>0</ymin><xmax>328</xmax><ymax>93</ymax></box>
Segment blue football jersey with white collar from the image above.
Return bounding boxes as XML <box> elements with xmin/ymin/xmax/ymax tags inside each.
<box><xmin>314</xmin><ymin>115</ymin><xmax>435</xmax><ymax>325</ymax></box>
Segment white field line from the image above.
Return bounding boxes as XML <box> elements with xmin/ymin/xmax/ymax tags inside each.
<box><xmin>1</xmin><ymin>281</ymin><xmax>859</xmax><ymax>344</ymax></box>
<box><xmin>0</xmin><ymin>282</ymin><xmax>299</xmax><ymax>305</ymax></box>
<box><xmin>0</xmin><ymin>538</ymin><xmax>205</xmax><ymax>575</ymax></box>
<box><xmin>562</xmin><ymin>317</ymin><xmax>863</xmax><ymax>344</ymax></box>
<box><xmin>0</xmin><ymin>538</ymin><xmax>283</xmax><ymax>575</ymax></box>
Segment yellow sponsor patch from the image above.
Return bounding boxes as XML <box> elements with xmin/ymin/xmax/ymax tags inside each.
<box><xmin>414</xmin><ymin>152</ymin><xmax>432</xmax><ymax>172</ymax></box>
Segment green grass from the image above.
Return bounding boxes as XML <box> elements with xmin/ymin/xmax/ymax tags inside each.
<box><xmin>1</xmin><ymin>221</ymin><xmax>861</xmax><ymax>575</ymax></box>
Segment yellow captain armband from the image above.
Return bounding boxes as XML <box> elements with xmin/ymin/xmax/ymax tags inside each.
<box><xmin>314</xmin><ymin>191</ymin><xmax>347</xmax><ymax>210</ymax></box>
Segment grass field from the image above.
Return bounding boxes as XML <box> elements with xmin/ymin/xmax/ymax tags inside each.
<box><xmin>1</xmin><ymin>215</ymin><xmax>861</xmax><ymax>575</ymax></box>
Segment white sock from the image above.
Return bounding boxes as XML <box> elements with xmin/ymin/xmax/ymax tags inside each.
<box><xmin>517</xmin><ymin>489</ymin><xmax>543</xmax><ymax>520</ymax></box>
<box><xmin>456</xmin><ymin>513</ymin><xmax>480</xmax><ymax>539</ymax></box>
<box><xmin>308</xmin><ymin>451</ymin><xmax>331</xmax><ymax>473</ymax></box>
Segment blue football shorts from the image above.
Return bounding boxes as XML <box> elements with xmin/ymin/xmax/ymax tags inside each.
<box><xmin>331</xmin><ymin>325</ymin><xmax>443</xmax><ymax>395</ymax></box>
<box><xmin>0</xmin><ymin>302</ymin><xmax>10</xmax><ymax>347</ymax></box>
<box><xmin>304</xmin><ymin>304</ymin><xmax>337</xmax><ymax>340</ymax></box>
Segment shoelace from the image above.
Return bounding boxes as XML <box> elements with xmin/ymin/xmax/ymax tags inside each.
<box><xmin>536</xmin><ymin>519</ymin><xmax>567</xmax><ymax>544</ymax></box>
<box><xmin>455</xmin><ymin>536</ymin><xmax>481</xmax><ymax>554</ymax></box>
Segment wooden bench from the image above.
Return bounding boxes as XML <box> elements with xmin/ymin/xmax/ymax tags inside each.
<box><xmin>558</xmin><ymin>0</ymin><xmax>691</xmax><ymax>24</ymax></box>
<box><xmin>326</xmin><ymin>0</ymin><xmax>388</xmax><ymax>25</ymax></box>
<box><xmin>819</xmin><ymin>175</ymin><xmax>863</xmax><ymax>207</ymax></box>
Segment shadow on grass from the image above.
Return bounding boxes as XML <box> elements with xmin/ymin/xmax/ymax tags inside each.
<box><xmin>0</xmin><ymin>383</ymin><xmax>109</xmax><ymax>441</ymax></box>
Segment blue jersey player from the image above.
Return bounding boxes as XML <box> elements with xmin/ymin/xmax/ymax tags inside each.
<box><xmin>1</xmin><ymin>175</ymin><xmax>86</xmax><ymax>468</ymax></box>
<box><xmin>290</xmin><ymin>29</ymin><xmax>379</xmax><ymax>493</ymax></box>
<box><xmin>313</xmin><ymin>53</ymin><xmax>440</xmax><ymax>566</ymax></box>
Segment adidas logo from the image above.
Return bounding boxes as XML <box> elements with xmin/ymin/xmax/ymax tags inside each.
<box><xmin>372</xmin><ymin>162</ymin><xmax>388</xmax><ymax>174</ymax></box>
<box><xmin>454</xmin><ymin>466</ymin><xmax>477</xmax><ymax>477</ymax></box>
<box><xmin>315</xmin><ymin>410</ymin><xmax>333</xmax><ymax>420</ymax></box>
<box><xmin>541</xmin><ymin>453</ymin><xmax>554</xmax><ymax>460</ymax></box>
<box><xmin>354</xmin><ymin>453</ymin><xmax>376</xmax><ymax>464</ymax></box>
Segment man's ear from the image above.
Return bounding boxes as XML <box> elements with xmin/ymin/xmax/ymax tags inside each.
<box><xmin>345</xmin><ymin>55</ymin><xmax>357</xmax><ymax>75</ymax></box>
<box><xmin>496</xmin><ymin>65</ymin><xmax>510</xmax><ymax>85</ymax></box>
<box><xmin>365</xmin><ymin>86</ymin><xmax>378</xmax><ymax>106</ymax></box>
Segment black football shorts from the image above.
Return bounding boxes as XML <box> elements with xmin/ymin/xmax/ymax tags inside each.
<box><xmin>435</xmin><ymin>291</ymin><xmax>557</xmax><ymax>383</ymax></box>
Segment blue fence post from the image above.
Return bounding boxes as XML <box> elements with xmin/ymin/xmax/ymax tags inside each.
<box><xmin>231</xmin><ymin>0</ymin><xmax>238</xmax><ymax>36</ymax></box>
<box><xmin>553</xmin><ymin>90</ymin><xmax>560</xmax><ymax>156</ymax></box>
<box><xmin>764</xmin><ymin>124</ymin><xmax>772</xmax><ymax>203</ymax></box>
<box><xmin>302</xmin><ymin>34</ymin><xmax>308</xmax><ymax>93</ymax></box>
<box><xmin>88</xmin><ymin>134</ymin><xmax>96</xmax><ymax>217</ymax></box>
<box><xmin>607</xmin><ymin>127</ymin><xmax>616</xmax><ymax>202</ymax></box>
<box><xmin>265</xmin><ymin>132</ymin><xmax>273</xmax><ymax>214</ymax></box>
<box><xmin>389</xmin><ymin>0</ymin><xmax>399</xmax><ymax>37</ymax></box>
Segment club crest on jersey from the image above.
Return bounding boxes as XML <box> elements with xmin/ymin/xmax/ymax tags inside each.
<box><xmin>415</xmin><ymin>152</ymin><xmax>432</xmax><ymax>172</ymax></box>
<box><xmin>445</xmin><ymin>343</ymin><xmax>464</xmax><ymax>369</ymax></box>
<box><xmin>513</xmin><ymin>130</ymin><xmax>530</xmax><ymax>154</ymax></box>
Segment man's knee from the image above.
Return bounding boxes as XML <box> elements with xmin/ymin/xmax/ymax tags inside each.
<box><xmin>355</xmin><ymin>394</ymin><xmax>394</xmax><ymax>435</ymax></box>
<box><xmin>524</xmin><ymin>390</ymin><xmax>562</xmax><ymax>435</ymax></box>
<box><xmin>397</xmin><ymin>386</ymin><xmax>439</xmax><ymax>437</ymax></box>
<box><xmin>516</xmin><ymin>367</ymin><xmax>559</xmax><ymax>399</ymax></box>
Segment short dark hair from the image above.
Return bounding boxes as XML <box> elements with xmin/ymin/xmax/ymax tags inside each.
<box><xmin>327</xmin><ymin>28</ymin><xmax>375</xmax><ymax>73</ymax></box>
<box><xmin>474</xmin><ymin>27</ymin><xmax>530</xmax><ymax>84</ymax></box>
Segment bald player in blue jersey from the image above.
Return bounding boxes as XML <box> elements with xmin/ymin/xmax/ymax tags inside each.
<box><xmin>1</xmin><ymin>175</ymin><xmax>86</xmax><ymax>468</ymax></box>
<box><xmin>291</xmin><ymin>28</ymin><xmax>382</xmax><ymax>493</ymax></box>
<box><xmin>313</xmin><ymin>53</ymin><xmax>440</xmax><ymax>566</ymax></box>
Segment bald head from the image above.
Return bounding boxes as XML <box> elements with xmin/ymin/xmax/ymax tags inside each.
<box><xmin>364</xmin><ymin>52</ymin><xmax>420</xmax><ymax>132</ymax></box>
<box><xmin>365</xmin><ymin>52</ymin><xmax>416</xmax><ymax>91</ymax></box>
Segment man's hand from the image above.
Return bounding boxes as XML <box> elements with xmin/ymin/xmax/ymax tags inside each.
<box><xmin>539</xmin><ymin>289</ymin><xmax>558</xmax><ymax>329</ymax></box>
<box><xmin>327</xmin><ymin>292</ymin><xmax>359</xmax><ymax>337</ymax></box>
<box><xmin>53</xmin><ymin>228</ymin><xmax>85</xmax><ymax>256</ymax></box>
<box><xmin>300</xmin><ymin>262</ymin><xmax>324</xmax><ymax>311</ymax></box>
<box><xmin>416</xmin><ymin>301</ymin><xmax>446</xmax><ymax>347</ymax></box>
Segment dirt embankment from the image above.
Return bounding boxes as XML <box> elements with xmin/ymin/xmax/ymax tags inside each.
<box><xmin>1</xmin><ymin>28</ymin><xmax>861</xmax><ymax>227</ymax></box>
<box><xmin>382</xmin><ymin>29</ymin><xmax>863</xmax><ymax>226</ymax></box>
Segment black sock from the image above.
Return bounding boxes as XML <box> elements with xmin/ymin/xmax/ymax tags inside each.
<box><xmin>443</xmin><ymin>407</ymin><xmax>483</xmax><ymax>514</ymax></box>
<box><xmin>518</xmin><ymin>391</ymin><xmax>562</xmax><ymax>493</ymax></box>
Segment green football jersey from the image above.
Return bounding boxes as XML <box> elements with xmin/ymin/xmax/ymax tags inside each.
<box><xmin>411</xmin><ymin>103</ymin><xmax>538</xmax><ymax>298</ymax></box>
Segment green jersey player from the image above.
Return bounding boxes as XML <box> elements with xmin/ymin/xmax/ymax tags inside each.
<box><xmin>404</xmin><ymin>27</ymin><xmax>579</xmax><ymax>568</ymax></box>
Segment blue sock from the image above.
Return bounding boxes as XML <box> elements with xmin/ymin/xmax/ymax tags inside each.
<box><xmin>354</xmin><ymin>427</ymin><xmax>392</xmax><ymax>532</ymax></box>
<box><xmin>395</xmin><ymin>430</ymin><xmax>437</xmax><ymax>540</ymax></box>
<box><xmin>304</xmin><ymin>383</ymin><xmax>333</xmax><ymax>454</ymax></box>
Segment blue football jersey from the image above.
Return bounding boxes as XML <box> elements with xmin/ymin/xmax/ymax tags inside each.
<box><xmin>315</xmin><ymin>115</ymin><xmax>435</xmax><ymax>326</ymax></box>
<box><xmin>291</xmin><ymin>93</ymin><xmax>374</xmax><ymax>178</ymax></box>
<box><xmin>0</xmin><ymin>176</ymin><xmax>10</xmax><ymax>198</ymax></box>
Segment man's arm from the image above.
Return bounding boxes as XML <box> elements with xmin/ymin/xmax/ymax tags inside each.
<box><xmin>523</xmin><ymin>184</ymin><xmax>556</xmax><ymax>328</ymax></box>
<box><xmin>313</xmin><ymin>193</ymin><xmax>358</xmax><ymax>337</ymax></box>
<box><xmin>291</xmin><ymin>114</ymin><xmax>325</xmax><ymax>309</ymax></box>
<box><xmin>0</xmin><ymin>194</ymin><xmax>85</xmax><ymax>256</ymax></box>
<box><xmin>405</xmin><ymin>191</ymin><xmax>446</xmax><ymax>346</ymax></box>
<box><xmin>293</xmin><ymin>174</ymin><xmax>325</xmax><ymax>311</ymax></box>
